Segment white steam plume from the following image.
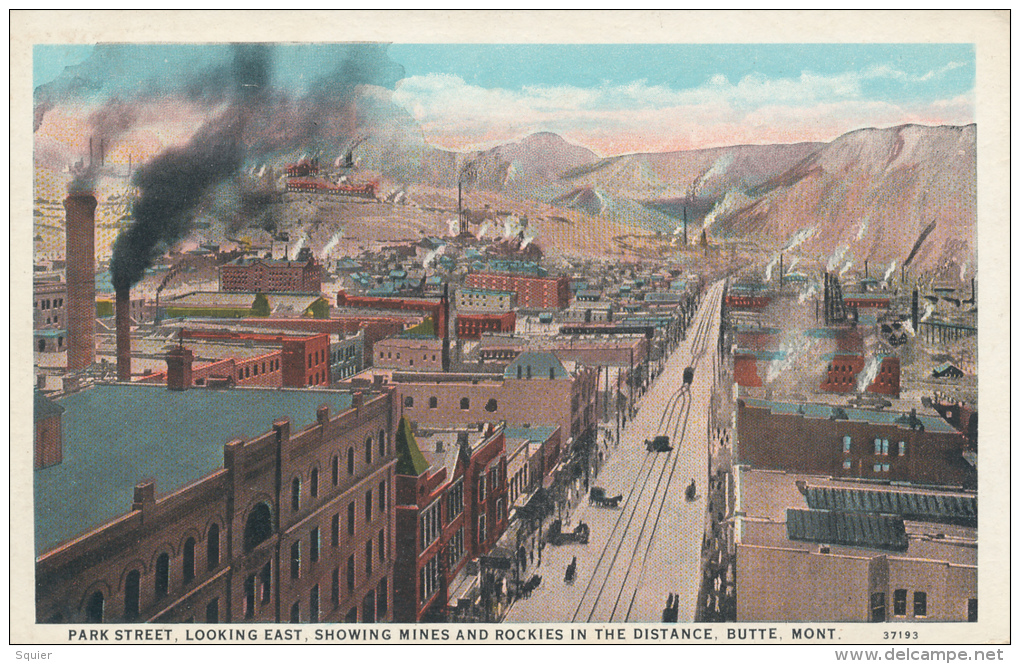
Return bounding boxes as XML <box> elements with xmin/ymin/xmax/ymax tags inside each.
<box><xmin>857</xmin><ymin>355</ymin><xmax>882</xmax><ymax>392</ymax></box>
<box><xmin>475</xmin><ymin>220</ymin><xmax>491</xmax><ymax>240</ymax></box>
<box><xmin>695</xmin><ymin>153</ymin><xmax>735</xmax><ymax>196</ymax></box>
<box><xmin>503</xmin><ymin>214</ymin><xmax>523</xmax><ymax>240</ymax></box>
<box><xmin>855</xmin><ymin>218</ymin><xmax>869</xmax><ymax>241</ymax></box>
<box><xmin>520</xmin><ymin>227</ymin><xmax>538</xmax><ymax>250</ymax></box>
<box><xmin>291</xmin><ymin>233</ymin><xmax>307</xmax><ymax>257</ymax></box>
<box><xmin>787</xmin><ymin>255</ymin><xmax>801</xmax><ymax>273</ymax></box>
<box><xmin>882</xmin><ymin>260</ymin><xmax>897</xmax><ymax>282</ymax></box>
<box><xmin>827</xmin><ymin>245</ymin><xmax>849</xmax><ymax>272</ymax></box>
<box><xmin>798</xmin><ymin>281</ymin><xmax>819</xmax><ymax>304</ymax></box>
<box><xmin>702</xmin><ymin>189</ymin><xmax>753</xmax><ymax>231</ymax></box>
<box><xmin>422</xmin><ymin>244</ymin><xmax>446</xmax><ymax>268</ymax></box>
<box><xmin>839</xmin><ymin>260</ymin><xmax>853</xmax><ymax>277</ymax></box>
<box><xmin>446</xmin><ymin>218</ymin><xmax>460</xmax><ymax>237</ymax></box>
<box><xmin>960</xmin><ymin>260</ymin><xmax>968</xmax><ymax>281</ymax></box>
<box><xmin>920</xmin><ymin>302</ymin><xmax>934</xmax><ymax>322</ymax></box>
<box><xmin>784</xmin><ymin>226</ymin><xmax>818</xmax><ymax>251</ymax></box>
<box><xmin>764</xmin><ymin>254</ymin><xmax>781</xmax><ymax>282</ymax></box>
<box><xmin>320</xmin><ymin>229</ymin><xmax>344</xmax><ymax>258</ymax></box>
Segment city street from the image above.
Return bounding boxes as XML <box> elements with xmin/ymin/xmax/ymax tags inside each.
<box><xmin>505</xmin><ymin>280</ymin><xmax>726</xmax><ymax>622</ymax></box>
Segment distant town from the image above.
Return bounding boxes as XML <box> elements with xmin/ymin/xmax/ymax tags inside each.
<box><xmin>33</xmin><ymin>151</ymin><xmax>978</xmax><ymax>627</ymax></box>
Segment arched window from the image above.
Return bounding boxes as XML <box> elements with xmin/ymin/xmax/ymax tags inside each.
<box><xmin>460</xmin><ymin>397</ymin><xmax>470</xmax><ymax>410</ymax></box>
<box><xmin>85</xmin><ymin>591</ymin><xmax>104</xmax><ymax>623</ymax></box>
<box><xmin>124</xmin><ymin>571</ymin><xmax>140</xmax><ymax>621</ymax></box>
<box><xmin>311</xmin><ymin>468</ymin><xmax>319</xmax><ymax>498</ymax></box>
<box><xmin>365</xmin><ymin>437</ymin><xmax>373</xmax><ymax>465</ymax></box>
<box><xmin>155</xmin><ymin>553</ymin><xmax>170</xmax><ymax>599</ymax></box>
<box><xmin>244</xmin><ymin>503</ymin><xmax>273</xmax><ymax>553</ymax></box>
<box><xmin>207</xmin><ymin>523</ymin><xmax>221</xmax><ymax>570</ymax></box>
<box><xmin>291</xmin><ymin>477</ymin><xmax>301</xmax><ymax>512</ymax></box>
<box><xmin>183</xmin><ymin>538</ymin><xmax>196</xmax><ymax>584</ymax></box>
<box><xmin>348</xmin><ymin>447</ymin><xmax>355</xmax><ymax>475</ymax></box>
<box><xmin>429</xmin><ymin>396</ymin><xmax>438</xmax><ymax>409</ymax></box>
<box><xmin>331</xmin><ymin>456</ymin><xmax>339</xmax><ymax>486</ymax></box>
<box><xmin>378</xmin><ymin>430</ymin><xmax>387</xmax><ymax>457</ymax></box>
<box><xmin>485</xmin><ymin>398</ymin><xmax>498</xmax><ymax>412</ymax></box>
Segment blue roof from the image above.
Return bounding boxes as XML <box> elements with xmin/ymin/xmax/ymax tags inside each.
<box><xmin>504</xmin><ymin>425</ymin><xmax>558</xmax><ymax>444</ymax></box>
<box><xmin>734</xmin><ymin>349</ymin><xmax>787</xmax><ymax>361</ymax></box>
<box><xmin>504</xmin><ymin>352</ymin><xmax>569</xmax><ymax>380</ymax></box>
<box><xmin>741</xmin><ymin>398</ymin><xmax>958</xmax><ymax>434</ymax></box>
<box><xmin>34</xmin><ymin>384</ymin><xmax>353</xmax><ymax>556</ymax></box>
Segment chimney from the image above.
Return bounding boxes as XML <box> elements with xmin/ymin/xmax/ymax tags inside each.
<box><xmin>116</xmin><ymin>288</ymin><xmax>132</xmax><ymax>382</ymax></box>
<box><xmin>166</xmin><ymin>345</ymin><xmax>194</xmax><ymax>390</ymax></box>
<box><xmin>864</xmin><ymin>260</ymin><xmax>869</xmax><ymax>279</ymax></box>
<box><xmin>64</xmin><ymin>194</ymin><xmax>97</xmax><ymax>372</ymax></box>
<box><xmin>911</xmin><ymin>288</ymin><xmax>919</xmax><ymax>331</ymax></box>
<box><xmin>132</xmin><ymin>480</ymin><xmax>156</xmax><ymax>512</ymax></box>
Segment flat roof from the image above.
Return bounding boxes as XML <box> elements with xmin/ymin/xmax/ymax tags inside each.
<box><xmin>741</xmin><ymin>398</ymin><xmax>958</xmax><ymax>434</ymax></box>
<box><xmin>34</xmin><ymin>384</ymin><xmax>353</xmax><ymax>556</ymax></box>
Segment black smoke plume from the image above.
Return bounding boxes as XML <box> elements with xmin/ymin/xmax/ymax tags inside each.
<box><xmin>110</xmin><ymin>44</ymin><xmax>271</xmax><ymax>292</ymax></box>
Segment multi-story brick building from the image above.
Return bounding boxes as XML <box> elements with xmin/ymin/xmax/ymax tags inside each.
<box><xmin>219</xmin><ymin>257</ymin><xmax>322</xmax><ymax>294</ymax></box>
<box><xmin>35</xmin><ymin>380</ymin><xmax>398</xmax><ymax>624</ymax></box>
<box><xmin>375</xmin><ymin>334</ymin><xmax>445</xmax><ymax>372</ymax></box>
<box><xmin>464</xmin><ymin>272</ymin><xmax>570</xmax><ymax>310</ymax></box>
<box><xmin>393</xmin><ymin>419</ymin><xmax>508</xmax><ymax>622</ymax></box>
<box><xmin>455</xmin><ymin>287</ymin><xmax>516</xmax><ymax>313</ymax></box>
<box><xmin>456</xmin><ymin>312</ymin><xmax>517</xmax><ymax>339</ymax></box>
<box><xmin>736</xmin><ymin>398</ymin><xmax>975</xmax><ymax>487</ymax></box>
<box><xmin>394</xmin><ymin>352</ymin><xmax>599</xmax><ymax>455</ymax></box>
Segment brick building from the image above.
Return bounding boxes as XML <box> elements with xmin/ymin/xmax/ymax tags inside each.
<box><xmin>455</xmin><ymin>287</ymin><xmax>516</xmax><ymax>313</ymax></box>
<box><xmin>821</xmin><ymin>353</ymin><xmax>901</xmax><ymax>396</ymax></box>
<box><xmin>34</xmin><ymin>391</ymin><xmax>64</xmax><ymax>469</ymax></box>
<box><xmin>35</xmin><ymin>382</ymin><xmax>398</xmax><ymax>624</ymax></box>
<box><xmin>733</xmin><ymin>468</ymin><xmax>977</xmax><ymax>622</ymax></box>
<box><xmin>464</xmin><ymin>272</ymin><xmax>570</xmax><ymax>310</ymax></box>
<box><xmin>219</xmin><ymin>257</ymin><xmax>322</xmax><ymax>293</ymax></box>
<box><xmin>393</xmin><ymin>419</ymin><xmax>508</xmax><ymax>622</ymax></box>
<box><xmin>336</xmin><ymin>290</ymin><xmax>449</xmax><ymax>339</ymax></box>
<box><xmin>374</xmin><ymin>335</ymin><xmax>445</xmax><ymax>372</ymax></box>
<box><xmin>394</xmin><ymin>352</ymin><xmax>599</xmax><ymax>455</ymax></box>
<box><xmin>456</xmin><ymin>312</ymin><xmax>517</xmax><ymax>339</ymax></box>
<box><xmin>736</xmin><ymin>398</ymin><xmax>974</xmax><ymax>487</ymax></box>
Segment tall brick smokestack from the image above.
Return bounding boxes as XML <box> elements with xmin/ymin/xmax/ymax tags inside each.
<box><xmin>64</xmin><ymin>194</ymin><xmax>97</xmax><ymax>372</ymax></box>
<box><xmin>116</xmin><ymin>288</ymin><xmax>132</xmax><ymax>381</ymax></box>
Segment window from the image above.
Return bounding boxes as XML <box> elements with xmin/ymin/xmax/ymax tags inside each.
<box><xmin>260</xmin><ymin>562</ymin><xmax>271</xmax><ymax>604</ymax></box>
<box><xmin>310</xmin><ymin>527</ymin><xmax>320</xmax><ymax>563</ymax></box>
<box><xmin>497</xmin><ymin>498</ymin><xmax>505</xmax><ymax>522</ymax></box>
<box><xmin>448</xmin><ymin>527</ymin><xmax>465</xmax><ymax>568</ymax></box>
<box><xmin>290</xmin><ymin>601</ymin><xmax>301</xmax><ymax>624</ymax></box>
<box><xmin>332</xmin><ymin>513</ymin><xmax>340</xmax><ymax>547</ymax></box>
<box><xmin>478</xmin><ymin>514</ymin><xmax>487</xmax><ymax>544</ymax></box>
<box><xmin>899</xmin><ymin>441</ymin><xmax>907</xmax><ymax>456</ymax></box>
<box><xmin>365</xmin><ymin>489</ymin><xmax>373</xmax><ymax>522</ymax></box>
<box><xmin>244</xmin><ymin>504</ymin><xmax>273</xmax><ymax>552</ymax></box>
<box><xmin>311</xmin><ymin>468</ymin><xmax>319</xmax><ymax>498</ymax></box>
<box><xmin>404</xmin><ymin>396</ymin><xmax>414</xmax><ymax>408</ymax></box>
<box><xmin>517</xmin><ymin>365</ymin><xmax>523</xmax><ymax>379</ymax></box>
<box><xmin>460</xmin><ymin>397</ymin><xmax>470</xmax><ymax>410</ymax></box>
<box><xmin>550</xmin><ymin>367</ymin><xmax>555</xmax><ymax>380</ymax></box>
<box><xmin>447</xmin><ymin>479</ymin><xmax>464</xmax><ymax>519</ymax></box>
<box><xmin>366</xmin><ymin>540</ymin><xmax>373</xmax><ymax>576</ymax></box>
<box><xmin>348</xmin><ymin>502</ymin><xmax>356</xmax><ymax>536</ymax></box>
<box><xmin>873</xmin><ymin>463</ymin><xmax>883</xmax><ymax>472</ymax></box>
<box><xmin>377</xmin><ymin>578</ymin><xmax>388</xmax><ymax>618</ymax></box>
<box><xmin>882</xmin><ymin>439</ymin><xmax>890</xmax><ymax>456</ymax></box>
<box><xmin>365</xmin><ymin>437</ymin><xmax>373</xmax><ymax>465</ymax></box>
<box><xmin>208</xmin><ymin>523</ymin><xmax>221</xmax><ymax>570</ymax></box>
<box><xmin>290</xmin><ymin>541</ymin><xmax>301</xmax><ymax>579</ymax></box>
<box><xmin>913</xmin><ymin>592</ymin><xmax>927</xmax><ymax>617</ymax></box>
<box><xmin>379</xmin><ymin>430</ymin><xmax>387</xmax><ymax>457</ymax></box>
<box><xmin>870</xmin><ymin>592</ymin><xmax>886</xmax><ymax>622</ymax></box>
<box><xmin>332</xmin><ymin>456</ymin><xmax>339</xmax><ymax>485</ymax></box>
<box><xmin>332</xmin><ymin>568</ymin><xmax>340</xmax><ymax>608</ymax></box>
<box><xmin>348</xmin><ymin>447</ymin><xmax>355</xmax><ymax>475</ymax></box>
<box><xmin>347</xmin><ymin>555</ymin><xmax>356</xmax><ymax>592</ymax></box>
<box><xmin>842</xmin><ymin>435</ymin><xmax>852</xmax><ymax>454</ymax></box>
<box><xmin>429</xmin><ymin>396</ymin><xmax>438</xmax><ymax>409</ymax></box>
<box><xmin>291</xmin><ymin>477</ymin><xmax>301</xmax><ymax>512</ymax></box>
<box><xmin>378</xmin><ymin>530</ymin><xmax>386</xmax><ymax>561</ymax></box>
<box><xmin>85</xmin><ymin>591</ymin><xmax>104</xmax><ymax>623</ymax></box>
<box><xmin>419</xmin><ymin>554</ymin><xmax>441</xmax><ymax>602</ymax></box>
<box><xmin>843</xmin><ymin>460</ymin><xmax>852</xmax><ymax>470</ymax></box>
<box><xmin>378</xmin><ymin>480</ymin><xmax>387</xmax><ymax>512</ymax></box>
<box><xmin>183</xmin><ymin>537</ymin><xmax>196</xmax><ymax>584</ymax></box>
<box><xmin>420</xmin><ymin>500</ymin><xmax>442</xmax><ymax>549</ymax></box>
<box><xmin>155</xmin><ymin>552</ymin><xmax>170</xmax><ymax>599</ymax></box>
<box><xmin>478</xmin><ymin>475</ymin><xmax>486</xmax><ymax>502</ymax></box>
<box><xmin>893</xmin><ymin>589</ymin><xmax>907</xmax><ymax>616</ymax></box>
<box><xmin>485</xmin><ymin>398</ymin><xmax>498</xmax><ymax>412</ymax></box>
<box><xmin>874</xmin><ymin>438</ymin><xmax>882</xmax><ymax>455</ymax></box>
<box><xmin>124</xmin><ymin>570</ymin><xmax>141</xmax><ymax>621</ymax></box>
<box><xmin>310</xmin><ymin>585</ymin><xmax>320</xmax><ymax>623</ymax></box>
<box><xmin>882</xmin><ymin>463</ymin><xmax>890</xmax><ymax>472</ymax></box>
<box><xmin>205</xmin><ymin>598</ymin><xmax>219</xmax><ymax>624</ymax></box>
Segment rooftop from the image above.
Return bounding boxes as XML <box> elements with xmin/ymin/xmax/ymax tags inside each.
<box><xmin>740</xmin><ymin>398</ymin><xmax>958</xmax><ymax>434</ymax></box>
<box><xmin>504</xmin><ymin>352</ymin><xmax>570</xmax><ymax>380</ymax></box>
<box><xmin>34</xmin><ymin>384</ymin><xmax>353</xmax><ymax>556</ymax></box>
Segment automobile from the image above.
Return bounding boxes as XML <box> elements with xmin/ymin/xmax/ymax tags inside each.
<box><xmin>645</xmin><ymin>435</ymin><xmax>673</xmax><ymax>452</ymax></box>
<box><xmin>683</xmin><ymin>366</ymin><xmax>695</xmax><ymax>385</ymax></box>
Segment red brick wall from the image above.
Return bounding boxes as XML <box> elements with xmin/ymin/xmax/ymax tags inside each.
<box><xmin>35</xmin><ymin>414</ymin><xmax>62</xmax><ymax>469</ymax></box>
<box><xmin>464</xmin><ymin>273</ymin><xmax>569</xmax><ymax>309</ymax></box>
<box><xmin>734</xmin><ymin>354</ymin><xmax>763</xmax><ymax>387</ymax></box>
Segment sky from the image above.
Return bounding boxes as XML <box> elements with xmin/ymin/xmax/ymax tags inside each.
<box><xmin>35</xmin><ymin>43</ymin><xmax>974</xmax><ymax>157</ymax></box>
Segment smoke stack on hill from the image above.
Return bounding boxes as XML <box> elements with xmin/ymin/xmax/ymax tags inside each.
<box><xmin>64</xmin><ymin>194</ymin><xmax>97</xmax><ymax>372</ymax></box>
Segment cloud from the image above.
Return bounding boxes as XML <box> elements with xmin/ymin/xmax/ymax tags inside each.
<box><xmin>391</xmin><ymin>64</ymin><xmax>974</xmax><ymax>154</ymax></box>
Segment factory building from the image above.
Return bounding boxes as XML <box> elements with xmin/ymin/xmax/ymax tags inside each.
<box><xmin>219</xmin><ymin>257</ymin><xmax>322</xmax><ymax>294</ymax></box>
<box><xmin>35</xmin><ymin>381</ymin><xmax>398</xmax><ymax>624</ymax></box>
<box><xmin>464</xmin><ymin>272</ymin><xmax>570</xmax><ymax>310</ymax></box>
